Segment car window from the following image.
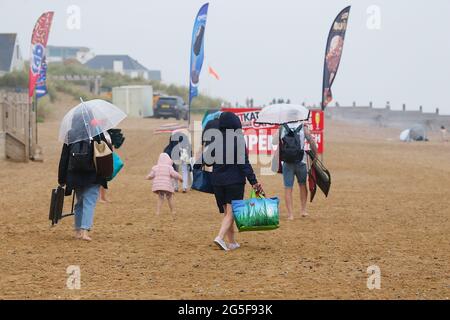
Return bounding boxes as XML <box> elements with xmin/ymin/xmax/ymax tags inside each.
<box><xmin>158</xmin><ymin>98</ymin><xmax>177</xmax><ymax>105</ymax></box>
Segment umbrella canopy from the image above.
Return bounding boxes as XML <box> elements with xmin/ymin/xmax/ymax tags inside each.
<box><xmin>255</xmin><ymin>104</ymin><xmax>310</xmax><ymax>125</ymax></box>
<box><xmin>59</xmin><ymin>99</ymin><xmax>127</xmax><ymax>144</ymax></box>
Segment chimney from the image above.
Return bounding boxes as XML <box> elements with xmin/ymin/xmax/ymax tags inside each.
<box><xmin>369</xmin><ymin>101</ymin><xmax>373</xmax><ymax>108</ymax></box>
<box><xmin>352</xmin><ymin>101</ymin><xmax>356</xmax><ymax>107</ymax></box>
<box><xmin>402</xmin><ymin>104</ymin><xmax>406</xmax><ymax>111</ymax></box>
<box><xmin>419</xmin><ymin>106</ymin><xmax>423</xmax><ymax>112</ymax></box>
<box><xmin>386</xmin><ymin>101</ymin><xmax>390</xmax><ymax>110</ymax></box>
<box><xmin>436</xmin><ymin>108</ymin><xmax>439</xmax><ymax>115</ymax></box>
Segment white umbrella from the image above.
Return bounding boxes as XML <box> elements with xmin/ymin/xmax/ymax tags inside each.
<box><xmin>59</xmin><ymin>99</ymin><xmax>127</xmax><ymax>144</ymax></box>
<box><xmin>255</xmin><ymin>104</ymin><xmax>310</xmax><ymax>125</ymax></box>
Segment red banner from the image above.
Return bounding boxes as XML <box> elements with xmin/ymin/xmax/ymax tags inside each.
<box><xmin>221</xmin><ymin>108</ymin><xmax>279</xmax><ymax>155</ymax></box>
<box><xmin>305</xmin><ymin>110</ymin><xmax>324</xmax><ymax>154</ymax></box>
<box><xmin>29</xmin><ymin>12</ymin><xmax>54</xmax><ymax>98</ymax></box>
<box><xmin>222</xmin><ymin>108</ymin><xmax>325</xmax><ymax>155</ymax></box>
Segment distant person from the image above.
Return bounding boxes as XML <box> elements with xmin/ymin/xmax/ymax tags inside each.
<box><xmin>199</xmin><ymin>112</ymin><xmax>264</xmax><ymax>251</ymax></box>
<box><xmin>58</xmin><ymin>114</ymin><xmax>110</xmax><ymax>241</ymax></box>
<box><xmin>163</xmin><ymin>130</ymin><xmax>191</xmax><ymax>192</ymax></box>
<box><xmin>146</xmin><ymin>153</ymin><xmax>183</xmax><ymax>216</ymax></box>
<box><xmin>441</xmin><ymin>126</ymin><xmax>448</xmax><ymax>142</ymax></box>
<box><xmin>273</xmin><ymin>121</ymin><xmax>317</xmax><ymax>220</ymax></box>
<box><xmin>179</xmin><ymin>147</ymin><xmax>191</xmax><ymax>193</ymax></box>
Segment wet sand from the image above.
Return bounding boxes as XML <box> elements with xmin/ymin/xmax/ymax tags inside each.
<box><xmin>1</xmin><ymin>104</ymin><xmax>449</xmax><ymax>299</ymax></box>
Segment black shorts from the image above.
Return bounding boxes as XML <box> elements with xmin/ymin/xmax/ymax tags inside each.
<box><xmin>213</xmin><ymin>184</ymin><xmax>245</xmax><ymax>213</ymax></box>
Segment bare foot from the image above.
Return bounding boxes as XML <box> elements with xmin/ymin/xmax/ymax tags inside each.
<box><xmin>301</xmin><ymin>212</ymin><xmax>309</xmax><ymax>217</ymax></box>
<box><xmin>74</xmin><ymin>230</ymin><xmax>82</xmax><ymax>239</ymax></box>
<box><xmin>81</xmin><ymin>230</ymin><xmax>92</xmax><ymax>241</ymax></box>
<box><xmin>287</xmin><ymin>215</ymin><xmax>294</xmax><ymax>221</ymax></box>
<box><xmin>81</xmin><ymin>234</ymin><xmax>92</xmax><ymax>241</ymax></box>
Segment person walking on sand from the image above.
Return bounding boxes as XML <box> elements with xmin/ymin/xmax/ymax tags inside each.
<box><xmin>440</xmin><ymin>126</ymin><xmax>448</xmax><ymax>142</ymax></box>
<box><xmin>146</xmin><ymin>153</ymin><xmax>183</xmax><ymax>216</ymax></box>
<box><xmin>273</xmin><ymin>121</ymin><xmax>317</xmax><ymax>220</ymax></box>
<box><xmin>199</xmin><ymin>112</ymin><xmax>264</xmax><ymax>251</ymax></box>
<box><xmin>179</xmin><ymin>146</ymin><xmax>192</xmax><ymax>193</ymax></box>
<box><xmin>163</xmin><ymin>129</ymin><xmax>191</xmax><ymax>192</ymax></box>
<box><xmin>58</xmin><ymin>114</ymin><xmax>111</xmax><ymax>241</ymax></box>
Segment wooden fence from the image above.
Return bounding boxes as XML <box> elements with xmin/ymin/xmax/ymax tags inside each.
<box><xmin>0</xmin><ymin>91</ymin><xmax>36</xmax><ymax>162</ymax></box>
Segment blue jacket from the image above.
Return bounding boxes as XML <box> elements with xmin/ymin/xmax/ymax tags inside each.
<box><xmin>208</xmin><ymin>112</ymin><xmax>257</xmax><ymax>186</ymax></box>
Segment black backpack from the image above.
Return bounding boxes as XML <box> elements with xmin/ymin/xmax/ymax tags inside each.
<box><xmin>280</xmin><ymin>124</ymin><xmax>304</xmax><ymax>163</ymax></box>
<box><xmin>68</xmin><ymin>140</ymin><xmax>96</xmax><ymax>173</ymax></box>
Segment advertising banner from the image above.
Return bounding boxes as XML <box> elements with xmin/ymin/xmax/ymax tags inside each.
<box><xmin>221</xmin><ymin>108</ymin><xmax>279</xmax><ymax>155</ymax></box>
<box><xmin>322</xmin><ymin>6</ymin><xmax>350</xmax><ymax>110</ymax></box>
<box><xmin>29</xmin><ymin>11</ymin><xmax>54</xmax><ymax>98</ymax></box>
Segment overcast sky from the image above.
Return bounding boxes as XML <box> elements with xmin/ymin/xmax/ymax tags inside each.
<box><xmin>2</xmin><ymin>0</ymin><xmax>450</xmax><ymax>114</ymax></box>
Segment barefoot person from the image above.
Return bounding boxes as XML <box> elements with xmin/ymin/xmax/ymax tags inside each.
<box><xmin>146</xmin><ymin>153</ymin><xmax>183</xmax><ymax>216</ymax></box>
<box><xmin>201</xmin><ymin>112</ymin><xmax>263</xmax><ymax>251</ymax></box>
<box><xmin>58</xmin><ymin>114</ymin><xmax>110</xmax><ymax>241</ymax></box>
<box><xmin>273</xmin><ymin>121</ymin><xmax>317</xmax><ymax>219</ymax></box>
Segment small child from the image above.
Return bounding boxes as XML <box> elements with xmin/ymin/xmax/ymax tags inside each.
<box><xmin>146</xmin><ymin>153</ymin><xmax>182</xmax><ymax>216</ymax></box>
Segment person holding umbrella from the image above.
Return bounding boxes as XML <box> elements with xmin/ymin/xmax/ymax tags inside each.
<box><xmin>57</xmin><ymin>99</ymin><xmax>127</xmax><ymax>241</ymax></box>
<box><xmin>256</xmin><ymin>104</ymin><xmax>316</xmax><ymax>220</ymax></box>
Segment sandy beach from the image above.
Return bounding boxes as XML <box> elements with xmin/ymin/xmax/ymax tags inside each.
<box><xmin>1</xmin><ymin>103</ymin><xmax>449</xmax><ymax>300</ymax></box>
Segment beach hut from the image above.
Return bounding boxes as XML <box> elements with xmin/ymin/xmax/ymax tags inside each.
<box><xmin>112</xmin><ymin>85</ymin><xmax>154</xmax><ymax>118</ymax></box>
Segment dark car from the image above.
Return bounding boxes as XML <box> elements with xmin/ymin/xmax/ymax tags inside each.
<box><xmin>154</xmin><ymin>96</ymin><xmax>188</xmax><ymax>120</ymax></box>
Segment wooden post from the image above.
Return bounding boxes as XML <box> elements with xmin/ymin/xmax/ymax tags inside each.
<box><xmin>24</xmin><ymin>95</ymin><xmax>30</xmax><ymax>162</ymax></box>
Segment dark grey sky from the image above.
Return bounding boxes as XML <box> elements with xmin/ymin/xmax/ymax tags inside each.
<box><xmin>2</xmin><ymin>0</ymin><xmax>450</xmax><ymax>114</ymax></box>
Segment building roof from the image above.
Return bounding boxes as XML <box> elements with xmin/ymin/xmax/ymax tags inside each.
<box><xmin>0</xmin><ymin>33</ymin><xmax>17</xmax><ymax>72</ymax></box>
<box><xmin>47</xmin><ymin>45</ymin><xmax>90</xmax><ymax>52</ymax></box>
<box><xmin>84</xmin><ymin>55</ymin><xmax>149</xmax><ymax>71</ymax></box>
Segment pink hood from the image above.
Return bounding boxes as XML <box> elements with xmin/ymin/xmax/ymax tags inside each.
<box><xmin>158</xmin><ymin>152</ymin><xmax>173</xmax><ymax>166</ymax></box>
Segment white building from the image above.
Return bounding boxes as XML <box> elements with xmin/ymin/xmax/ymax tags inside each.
<box><xmin>112</xmin><ymin>85</ymin><xmax>154</xmax><ymax>118</ymax></box>
<box><xmin>46</xmin><ymin>45</ymin><xmax>94</xmax><ymax>64</ymax></box>
<box><xmin>84</xmin><ymin>55</ymin><xmax>161</xmax><ymax>81</ymax></box>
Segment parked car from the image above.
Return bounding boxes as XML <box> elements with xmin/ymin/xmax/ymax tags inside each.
<box><xmin>153</xmin><ymin>96</ymin><xmax>188</xmax><ymax>120</ymax></box>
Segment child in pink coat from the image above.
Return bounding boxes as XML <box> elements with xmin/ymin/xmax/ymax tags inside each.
<box><xmin>146</xmin><ymin>153</ymin><xmax>183</xmax><ymax>216</ymax></box>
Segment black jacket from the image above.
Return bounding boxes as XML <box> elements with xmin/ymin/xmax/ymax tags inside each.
<box><xmin>58</xmin><ymin>134</ymin><xmax>108</xmax><ymax>195</ymax></box>
<box><xmin>208</xmin><ymin>112</ymin><xmax>257</xmax><ymax>187</ymax></box>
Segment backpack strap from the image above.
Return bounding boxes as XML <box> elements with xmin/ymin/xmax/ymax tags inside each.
<box><xmin>282</xmin><ymin>123</ymin><xmax>294</xmax><ymax>135</ymax></box>
<box><xmin>293</xmin><ymin>124</ymin><xmax>303</xmax><ymax>134</ymax></box>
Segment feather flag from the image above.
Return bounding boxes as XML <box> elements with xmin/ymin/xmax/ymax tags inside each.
<box><xmin>321</xmin><ymin>6</ymin><xmax>351</xmax><ymax>110</ymax></box>
<box><xmin>29</xmin><ymin>12</ymin><xmax>54</xmax><ymax>98</ymax></box>
<box><xmin>188</xmin><ymin>3</ymin><xmax>209</xmax><ymax>124</ymax></box>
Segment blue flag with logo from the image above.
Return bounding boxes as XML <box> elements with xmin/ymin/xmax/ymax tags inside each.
<box><xmin>189</xmin><ymin>3</ymin><xmax>209</xmax><ymax>110</ymax></box>
<box><xmin>36</xmin><ymin>55</ymin><xmax>48</xmax><ymax>99</ymax></box>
